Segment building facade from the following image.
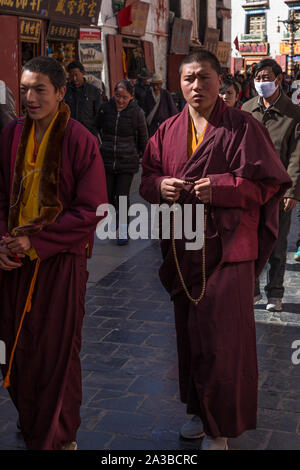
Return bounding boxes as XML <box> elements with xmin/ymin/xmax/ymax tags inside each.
<box><xmin>99</xmin><ymin>0</ymin><xmax>232</xmax><ymax>96</ymax></box>
<box><xmin>232</xmin><ymin>0</ymin><xmax>300</xmax><ymax>74</ymax></box>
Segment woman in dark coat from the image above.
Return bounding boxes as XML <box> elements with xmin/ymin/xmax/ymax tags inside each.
<box><xmin>97</xmin><ymin>80</ymin><xmax>148</xmax><ymax>244</ymax></box>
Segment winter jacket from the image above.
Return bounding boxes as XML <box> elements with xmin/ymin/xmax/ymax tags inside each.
<box><xmin>97</xmin><ymin>98</ymin><xmax>148</xmax><ymax>174</ymax></box>
<box><xmin>242</xmin><ymin>92</ymin><xmax>300</xmax><ymax>200</ymax></box>
<box><xmin>64</xmin><ymin>79</ymin><xmax>103</xmax><ymax>137</ymax></box>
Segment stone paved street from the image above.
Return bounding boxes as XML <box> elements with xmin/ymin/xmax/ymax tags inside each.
<box><xmin>0</xmin><ymin>191</ymin><xmax>299</xmax><ymax>450</ymax></box>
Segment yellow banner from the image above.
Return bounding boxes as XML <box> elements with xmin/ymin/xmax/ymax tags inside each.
<box><xmin>280</xmin><ymin>42</ymin><xmax>300</xmax><ymax>54</ymax></box>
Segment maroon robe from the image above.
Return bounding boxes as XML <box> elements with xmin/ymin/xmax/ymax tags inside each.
<box><xmin>140</xmin><ymin>97</ymin><xmax>291</xmax><ymax>437</ymax></box>
<box><xmin>0</xmin><ymin>107</ymin><xmax>107</xmax><ymax>449</ymax></box>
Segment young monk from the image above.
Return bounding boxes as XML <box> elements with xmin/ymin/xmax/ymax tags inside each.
<box><xmin>0</xmin><ymin>57</ymin><xmax>107</xmax><ymax>450</ymax></box>
<box><xmin>140</xmin><ymin>51</ymin><xmax>291</xmax><ymax>450</ymax></box>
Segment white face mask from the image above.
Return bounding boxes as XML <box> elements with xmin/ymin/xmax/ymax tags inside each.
<box><xmin>254</xmin><ymin>79</ymin><xmax>279</xmax><ymax>98</ymax></box>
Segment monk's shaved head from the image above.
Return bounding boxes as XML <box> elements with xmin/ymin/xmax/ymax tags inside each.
<box><xmin>179</xmin><ymin>51</ymin><xmax>222</xmax><ymax>77</ymax></box>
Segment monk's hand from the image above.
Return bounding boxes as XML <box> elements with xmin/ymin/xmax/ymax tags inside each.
<box><xmin>160</xmin><ymin>178</ymin><xmax>184</xmax><ymax>203</ymax></box>
<box><xmin>3</xmin><ymin>235</ymin><xmax>31</xmax><ymax>254</ymax></box>
<box><xmin>283</xmin><ymin>198</ymin><xmax>298</xmax><ymax>212</ymax></box>
<box><xmin>0</xmin><ymin>249</ymin><xmax>23</xmax><ymax>270</ymax></box>
<box><xmin>194</xmin><ymin>178</ymin><xmax>212</xmax><ymax>204</ymax></box>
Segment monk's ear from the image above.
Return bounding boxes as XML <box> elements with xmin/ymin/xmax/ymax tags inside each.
<box><xmin>58</xmin><ymin>86</ymin><xmax>66</xmax><ymax>102</ymax></box>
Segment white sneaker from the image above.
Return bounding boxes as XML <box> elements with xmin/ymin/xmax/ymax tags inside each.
<box><xmin>180</xmin><ymin>415</ymin><xmax>205</xmax><ymax>439</ymax></box>
<box><xmin>201</xmin><ymin>435</ymin><xmax>228</xmax><ymax>450</ymax></box>
<box><xmin>266</xmin><ymin>298</ymin><xmax>282</xmax><ymax>312</ymax></box>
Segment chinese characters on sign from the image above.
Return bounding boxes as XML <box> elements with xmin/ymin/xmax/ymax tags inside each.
<box><xmin>0</xmin><ymin>0</ymin><xmax>48</xmax><ymax>17</ymax></box>
<box><xmin>20</xmin><ymin>16</ymin><xmax>41</xmax><ymax>43</ymax></box>
<box><xmin>49</xmin><ymin>0</ymin><xmax>102</xmax><ymax>25</ymax></box>
<box><xmin>0</xmin><ymin>0</ymin><xmax>102</xmax><ymax>23</ymax></box>
<box><xmin>239</xmin><ymin>42</ymin><xmax>269</xmax><ymax>55</ymax></box>
<box><xmin>47</xmin><ymin>21</ymin><xmax>79</xmax><ymax>41</ymax></box>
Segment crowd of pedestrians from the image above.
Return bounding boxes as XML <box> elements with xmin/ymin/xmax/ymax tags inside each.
<box><xmin>0</xmin><ymin>52</ymin><xmax>299</xmax><ymax>451</ymax></box>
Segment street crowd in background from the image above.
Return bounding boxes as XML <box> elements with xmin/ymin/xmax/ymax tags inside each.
<box><xmin>0</xmin><ymin>51</ymin><xmax>299</xmax><ymax>451</ymax></box>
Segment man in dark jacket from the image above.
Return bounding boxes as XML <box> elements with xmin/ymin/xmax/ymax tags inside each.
<box><xmin>0</xmin><ymin>80</ymin><xmax>16</xmax><ymax>133</ymax></box>
<box><xmin>144</xmin><ymin>74</ymin><xmax>178</xmax><ymax>137</ymax></box>
<box><xmin>134</xmin><ymin>67</ymin><xmax>152</xmax><ymax>113</ymax></box>
<box><xmin>242</xmin><ymin>59</ymin><xmax>300</xmax><ymax>312</ymax></box>
<box><xmin>64</xmin><ymin>61</ymin><xmax>103</xmax><ymax>138</ymax></box>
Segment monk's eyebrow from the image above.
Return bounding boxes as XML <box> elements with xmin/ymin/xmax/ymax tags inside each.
<box><xmin>184</xmin><ymin>72</ymin><xmax>211</xmax><ymax>79</ymax></box>
<box><xmin>20</xmin><ymin>83</ymin><xmax>47</xmax><ymax>89</ymax></box>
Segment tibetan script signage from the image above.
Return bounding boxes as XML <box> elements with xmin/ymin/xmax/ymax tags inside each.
<box><xmin>0</xmin><ymin>0</ymin><xmax>102</xmax><ymax>24</ymax></box>
<box><xmin>47</xmin><ymin>21</ymin><xmax>79</xmax><ymax>41</ymax></box>
<box><xmin>239</xmin><ymin>42</ymin><xmax>269</xmax><ymax>55</ymax></box>
<box><xmin>20</xmin><ymin>16</ymin><xmax>41</xmax><ymax>42</ymax></box>
<box><xmin>121</xmin><ymin>0</ymin><xmax>149</xmax><ymax>37</ymax></box>
<box><xmin>170</xmin><ymin>17</ymin><xmax>192</xmax><ymax>55</ymax></box>
<box><xmin>0</xmin><ymin>0</ymin><xmax>49</xmax><ymax>18</ymax></box>
<box><xmin>204</xmin><ymin>28</ymin><xmax>220</xmax><ymax>56</ymax></box>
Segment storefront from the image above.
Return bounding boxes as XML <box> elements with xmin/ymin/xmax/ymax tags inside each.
<box><xmin>239</xmin><ymin>41</ymin><xmax>271</xmax><ymax>72</ymax></box>
<box><xmin>280</xmin><ymin>42</ymin><xmax>300</xmax><ymax>75</ymax></box>
<box><xmin>107</xmin><ymin>1</ymin><xmax>154</xmax><ymax>95</ymax></box>
<box><xmin>0</xmin><ymin>0</ymin><xmax>102</xmax><ymax>113</ymax></box>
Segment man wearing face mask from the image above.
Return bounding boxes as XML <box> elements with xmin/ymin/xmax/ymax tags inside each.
<box><xmin>242</xmin><ymin>59</ymin><xmax>300</xmax><ymax>313</ymax></box>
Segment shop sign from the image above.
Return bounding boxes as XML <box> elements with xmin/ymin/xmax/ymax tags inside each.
<box><xmin>170</xmin><ymin>17</ymin><xmax>192</xmax><ymax>55</ymax></box>
<box><xmin>49</xmin><ymin>0</ymin><xmax>102</xmax><ymax>25</ymax></box>
<box><xmin>80</xmin><ymin>27</ymin><xmax>101</xmax><ymax>40</ymax></box>
<box><xmin>0</xmin><ymin>0</ymin><xmax>102</xmax><ymax>24</ymax></box>
<box><xmin>47</xmin><ymin>21</ymin><xmax>79</xmax><ymax>41</ymax></box>
<box><xmin>280</xmin><ymin>42</ymin><xmax>300</xmax><ymax>54</ymax></box>
<box><xmin>239</xmin><ymin>42</ymin><xmax>269</xmax><ymax>55</ymax></box>
<box><xmin>216</xmin><ymin>41</ymin><xmax>231</xmax><ymax>65</ymax></box>
<box><xmin>204</xmin><ymin>28</ymin><xmax>220</xmax><ymax>56</ymax></box>
<box><xmin>78</xmin><ymin>40</ymin><xmax>103</xmax><ymax>72</ymax></box>
<box><xmin>20</xmin><ymin>16</ymin><xmax>41</xmax><ymax>43</ymax></box>
<box><xmin>120</xmin><ymin>1</ymin><xmax>149</xmax><ymax>37</ymax></box>
<box><xmin>0</xmin><ymin>0</ymin><xmax>49</xmax><ymax>18</ymax></box>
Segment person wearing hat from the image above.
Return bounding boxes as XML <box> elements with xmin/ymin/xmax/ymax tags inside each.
<box><xmin>134</xmin><ymin>67</ymin><xmax>152</xmax><ymax>113</ymax></box>
<box><xmin>145</xmin><ymin>73</ymin><xmax>178</xmax><ymax>137</ymax></box>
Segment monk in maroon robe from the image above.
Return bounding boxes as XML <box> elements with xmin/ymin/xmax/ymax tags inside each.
<box><xmin>140</xmin><ymin>51</ymin><xmax>291</xmax><ymax>450</ymax></box>
<box><xmin>0</xmin><ymin>57</ymin><xmax>107</xmax><ymax>450</ymax></box>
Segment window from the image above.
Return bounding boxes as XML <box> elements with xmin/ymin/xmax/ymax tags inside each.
<box><xmin>112</xmin><ymin>0</ymin><xmax>125</xmax><ymax>14</ymax></box>
<box><xmin>169</xmin><ymin>0</ymin><xmax>181</xmax><ymax>18</ymax></box>
<box><xmin>247</xmin><ymin>14</ymin><xmax>266</xmax><ymax>36</ymax></box>
<box><xmin>197</xmin><ymin>0</ymin><xmax>207</xmax><ymax>43</ymax></box>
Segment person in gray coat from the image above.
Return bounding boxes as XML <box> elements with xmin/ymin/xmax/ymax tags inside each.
<box><xmin>242</xmin><ymin>59</ymin><xmax>300</xmax><ymax>312</ymax></box>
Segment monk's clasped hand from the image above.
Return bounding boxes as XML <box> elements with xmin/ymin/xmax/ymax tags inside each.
<box><xmin>160</xmin><ymin>178</ymin><xmax>185</xmax><ymax>203</ymax></box>
<box><xmin>2</xmin><ymin>235</ymin><xmax>31</xmax><ymax>254</ymax></box>
<box><xmin>194</xmin><ymin>177</ymin><xmax>212</xmax><ymax>204</ymax></box>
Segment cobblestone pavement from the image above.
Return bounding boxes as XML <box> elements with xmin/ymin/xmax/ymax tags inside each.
<box><xmin>0</xmin><ymin>209</ymin><xmax>299</xmax><ymax>451</ymax></box>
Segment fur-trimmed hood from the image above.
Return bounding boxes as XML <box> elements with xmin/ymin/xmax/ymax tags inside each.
<box><xmin>8</xmin><ymin>102</ymin><xmax>70</xmax><ymax>236</ymax></box>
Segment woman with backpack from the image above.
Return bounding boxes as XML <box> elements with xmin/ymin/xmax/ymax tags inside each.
<box><xmin>97</xmin><ymin>79</ymin><xmax>148</xmax><ymax>245</ymax></box>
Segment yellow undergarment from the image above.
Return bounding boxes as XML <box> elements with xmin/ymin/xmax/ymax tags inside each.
<box><xmin>19</xmin><ymin>113</ymin><xmax>58</xmax><ymax>260</ymax></box>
